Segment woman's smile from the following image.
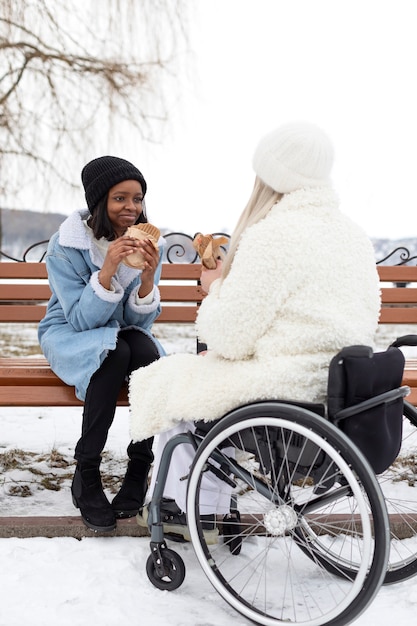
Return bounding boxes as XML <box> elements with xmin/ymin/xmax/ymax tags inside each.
<box><xmin>107</xmin><ymin>180</ymin><xmax>144</xmax><ymax>236</ymax></box>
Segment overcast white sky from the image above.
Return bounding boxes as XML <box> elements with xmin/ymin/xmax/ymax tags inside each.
<box><xmin>17</xmin><ymin>0</ymin><xmax>417</xmax><ymax>240</ymax></box>
<box><xmin>138</xmin><ymin>0</ymin><xmax>417</xmax><ymax>239</ymax></box>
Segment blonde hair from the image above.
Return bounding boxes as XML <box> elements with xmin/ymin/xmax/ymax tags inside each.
<box><xmin>221</xmin><ymin>177</ymin><xmax>282</xmax><ymax>279</ymax></box>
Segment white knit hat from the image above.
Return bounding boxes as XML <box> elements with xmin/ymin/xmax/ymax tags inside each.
<box><xmin>252</xmin><ymin>122</ymin><xmax>334</xmax><ymax>193</ymax></box>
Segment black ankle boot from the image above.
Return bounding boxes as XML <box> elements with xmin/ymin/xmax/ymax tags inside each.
<box><xmin>71</xmin><ymin>463</ymin><xmax>116</xmax><ymax>532</ymax></box>
<box><xmin>112</xmin><ymin>460</ymin><xmax>150</xmax><ymax>519</ymax></box>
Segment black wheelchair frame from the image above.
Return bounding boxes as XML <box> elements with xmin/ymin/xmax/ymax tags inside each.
<box><xmin>142</xmin><ymin>337</ymin><xmax>417</xmax><ymax>626</ymax></box>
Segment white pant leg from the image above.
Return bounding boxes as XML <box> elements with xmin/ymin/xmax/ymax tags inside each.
<box><xmin>149</xmin><ymin>421</ymin><xmax>234</xmax><ymax>515</ymax></box>
<box><xmin>149</xmin><ymin>422</ymin><xmax>196</xmax><ymax>512</ymax></box>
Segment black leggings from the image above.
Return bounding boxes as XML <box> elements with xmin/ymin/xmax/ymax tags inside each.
<box><xmin>74</xmin><ymin>329</ymin><xmax>159</xmax><ymax>465</ymax></box>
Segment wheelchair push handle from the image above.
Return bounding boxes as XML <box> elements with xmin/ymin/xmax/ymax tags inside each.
<box><xmin>390</xmin><ymin>334</ymin><xmax>417</xmax><ymax>348</ymax></box>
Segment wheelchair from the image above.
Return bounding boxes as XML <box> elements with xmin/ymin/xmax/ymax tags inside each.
<box><xmin>143</xmin><ymin>337</ymin><xmax>417</xmax><ymax>626</ymax></box>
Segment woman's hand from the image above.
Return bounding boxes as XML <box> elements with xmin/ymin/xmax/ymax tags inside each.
<box><xmin>200</xmin><ymin>260</ymin><xmax>223</xmax><ymax>294</ymax></box>
<box><xmin>99</xmin><ymin>236</ymin><xmax>141</xmax><ymax>290</ymax></box>
<box><xmin>137</xmin><ymin>239</ymin><xmax>160</xmax><ymax>297</ymax></box>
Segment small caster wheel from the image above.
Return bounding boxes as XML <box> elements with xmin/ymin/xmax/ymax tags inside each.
<box><xmin>223</xmin><ymin>510</ymin><xmax>242</xmax><ymax>555</ymax></box>
<box><xmin>146</xmin><ymin>547</ymin><xmax>186</xmax><ymax>591</ymax></box>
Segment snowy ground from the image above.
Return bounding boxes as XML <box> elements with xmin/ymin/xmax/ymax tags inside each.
<box><xmin>1</xmin><ymin>323</ymin><xmax>417</xmax><ymax>625</ymax></box>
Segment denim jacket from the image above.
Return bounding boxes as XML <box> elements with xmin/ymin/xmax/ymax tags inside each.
<box><xmin>38</xmin><ymin>209</ymin><xmax>165</xmax><ymax>400</ymax></box>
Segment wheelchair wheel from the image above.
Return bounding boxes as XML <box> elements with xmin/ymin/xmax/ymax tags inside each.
<box><xmin>375</xmin><ymin>399</ymin><xmax>417</xmax><ymax>583</ymax></box>
<box><xmin>186</xmin><ymin>401</ymin><xmax>389</xmax><ymax>626</ymax></box>
<box><xmin>146</xmin><ymin>547</ymin><xmax>185</xmax><ymax>591</ymax></box>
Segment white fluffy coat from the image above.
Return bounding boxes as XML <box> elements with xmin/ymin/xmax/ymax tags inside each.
<box><xmin>129</xmin><ymin>187</ymin><xmax>381</xmax><ymax>441</ymax></box>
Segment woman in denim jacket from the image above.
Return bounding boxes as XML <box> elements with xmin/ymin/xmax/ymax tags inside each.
<box><xmin>38</xmin><ymin>156</ymin><xmax>165</xmax><ymax>532</ymax></box>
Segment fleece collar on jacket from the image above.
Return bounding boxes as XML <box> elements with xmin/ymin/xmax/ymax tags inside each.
<box><xmin>277</xmin><ymin>186</ymin><xmax>339</xmax><ymax>213</ymax></box>
<box><xmin>58</xmin><ymin>209</ymin><xmax>92</xmax><ymax>249</ymax></box>
<box><xmin>58</xmin><ymin>209</ymin><xmax>139</xmax><ymax>288</ymax></box>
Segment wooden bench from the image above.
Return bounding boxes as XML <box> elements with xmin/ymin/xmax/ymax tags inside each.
<box><xmin>1</xmin><ymin>262</ymin><xmax>417</xmax><ymax>407</ymax></box>
<box><xmin>378</xmin><ymin>265</ymin><xmax>417</xmax><ymax>405</ymax></box>
<box><xmin>0</xmin><ymin>262</ymin><xmax>204</xmax><ymax>407</ymax></box>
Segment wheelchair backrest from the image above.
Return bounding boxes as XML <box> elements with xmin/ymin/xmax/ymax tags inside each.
<box><xmin>327</xmin><ymin>345</ymin><xmax>405</xmax><ymax>474</ymax></box>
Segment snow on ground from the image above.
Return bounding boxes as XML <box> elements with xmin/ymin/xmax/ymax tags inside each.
<box><xmin>1</xmin><ymin>403</ymin><xmax>417</xmax><ymax>626</ymax></box>
<box><xmin>2</xmin><ymin>323</ymin><xmax>417</xmax><ymax>625</ymax></box>
<box><xmin>0</xmin><ymin>529</ymin><xmax>416</xmax><ymax>626</ymax></box>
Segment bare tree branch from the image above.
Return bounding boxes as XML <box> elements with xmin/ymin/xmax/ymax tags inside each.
<box><xmin>0</xmin><ymin>0</ymin><xmax>192</xmax><ymax>209</ymax></box>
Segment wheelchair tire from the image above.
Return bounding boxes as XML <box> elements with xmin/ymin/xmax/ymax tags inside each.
<box><xmin>186</xmin><ymin>401</ymin><xmax>389</xmax><ymax>626</ymax></box>
<box><xmin>145</xmin><ymin>548</ymin><xmax>185</xmax><ymax>591</ymax></box>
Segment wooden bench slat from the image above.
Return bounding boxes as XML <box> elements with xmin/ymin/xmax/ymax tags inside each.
<box><xmin>0</xmin><ymin>357</ymin><xmax>71</xmax><ymax>385</ymax></box>
<box><xmin>0</xmin><ymin>285</ymin><xmax>203</xmax><ymax>303</ymax></box>
<box><xmin>0</xmin><ymin>385</ymin><xmax>83</xmax><ymax>406</ymax></box>
<box><xmin>0</xmin><ymin>262</ymin><xmax>48</xmax><ymax>279</ymax></box>
<box><xmin>0</xmin><ymin>385</ymin><xmax>128</xmax><ymax>406</ymax></box>
<box><xmin>1</xmin><ymin>284</ymin><xmax>52</xmax><ymax>300</ymax></box>
<box><xmin>157</xmin><ymin>306</ymin><xmax>198</xmax><ymax>323</ymax></box>
<box><xmin>0</xmin><ymin>369</ymin><xmax>414</xmax><ymax>407</ymax></box>
<box><xmin>381</xmin><ymin>287</ymin><xmax>417</xmax><ymax>304</ymax></box>
<box><xmin>160</xmin><ymin>263</ymin><xmax>202</xmax><ymax>279</ymax></box>
<box><xmin>0</xmin><ymin>304</ymin><xmax>47</xmax><ymax>322</ymax></box>
<box><xmin>159</xmin><ymin>285</ymin><xmax>203</xmax><ymax>302</ymax></box>
<box><xmin>0</xmin><ymin>303</ymin><xmax>199</xmax><ymax>323</ymax></box>
<box><xmin>378</xmin><ymin>266</ymin><xmax>417</xmax><ymax>281</ymax></box>
<box><xmin>4</xmin><ymin>284</ymin><xmax>415</xmax><ymax>305</ymax></box>
<box><xmin>0</xmin><ymin>356</ymin><xmax>48</xmax><ymax>367</ymax></box>
<box><xmin>0</xmin><ymin>261</ymin><xmax>202</xmax><ymax>280</ymax></box>
<box><xmin>379</xmin><ymin>308</ymin><xmax>417</xmax><ymax>324</ymax></box>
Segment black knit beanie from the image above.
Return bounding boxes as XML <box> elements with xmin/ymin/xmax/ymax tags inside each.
<box><xmin>81</xmin><ymin>156</ymin><xmax>147</xmax><ymax>213</ymax></box>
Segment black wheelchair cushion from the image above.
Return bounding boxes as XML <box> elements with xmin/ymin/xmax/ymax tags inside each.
<box><xmin>327</xmin><ymin>346</ymin><xmax>405</xmax><ymax>474</ymax></box>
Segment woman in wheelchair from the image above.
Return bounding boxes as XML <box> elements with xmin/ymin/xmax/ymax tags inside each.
<box><xmin>129</xmin><ymin>121</ymin><xmax>381</xmax><ymax>540</ymax></box>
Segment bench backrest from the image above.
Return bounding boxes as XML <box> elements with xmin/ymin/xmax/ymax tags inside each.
<box><xmin>1</xmin><ymin>263</ymin><xmax>417</xmax><ymax>325</ymax></box>
<box><xmin>0</xmin><ymin>262</ymin><xmax>204</xmax><ymax>324</ymax></box>
<box><xmin>378</xmin><ymin>266</ymin><xmax>417</xmax><ymax>324</ymax></box>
